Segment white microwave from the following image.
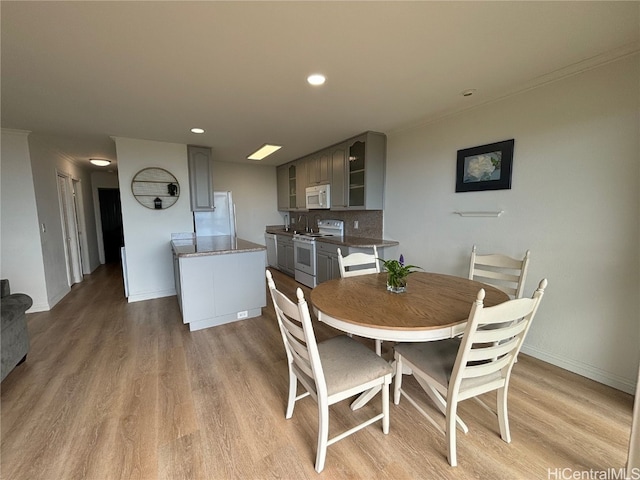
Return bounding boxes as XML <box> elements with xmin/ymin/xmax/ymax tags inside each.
<box><xmin>305</xmin><ymin>184</ymin><xmax>331</xmax><ymax>209</ymax></box>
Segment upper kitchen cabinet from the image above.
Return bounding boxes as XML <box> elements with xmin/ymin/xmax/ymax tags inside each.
<box><xmin>276</xmin><ymin>131</ymin><xmax>386</xmax><ymax>211</ymax></box>
<box><xmin>277</xmin><ymin>161</ymin><xmax>307</xmax><ymax>211</ymax></box>
<box><xmin>276</xmin><ymin>164</ymin><xmax>289</xmax><ymax>210</ymax></box>
<box><xmin>330</xmin><ymin>142</ymin><xmax>347</xmax><ymax>208</ymax></box>
<box><xmin>294</xmin><ymin>160</ymin><xmax>307</xmax><ymax>209</ymax></box>
<box><xmin>307</xmin><ymin>150</ymin><xmax>331</xmax><ymax>186</ymax></box>
<box><xmin>332</xmin><ymin>132</ymin><xmax>386</xmax><ymax>210</ymax></box>
<box><xmin>187</xmin><ymin>145</ymin><xmax>215</xmax><ymax>211</ymax></box>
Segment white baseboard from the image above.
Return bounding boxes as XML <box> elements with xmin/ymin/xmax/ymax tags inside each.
<box><xmin>520</xmin><ymin>344</ymin><xmax>637</xmax><ymax>395</ymax></box>
<box><xmin>27</xmin><ymin>302</ymin><xmax>51</xmax><ymax>313</ymax></box>
<box><xmin>28</xmin><ymin>286</ymin><xmax>71</xmax><ymax>312</ymax></box>
<box><xmin>127</xmin><ymin>288</ymin><xmax>176</xmax><ymax>303</ymax></box>
<box><xmin>188</xmin><ymin>308</ymin><xmax>262</xmax><ymax>332</ymax></box>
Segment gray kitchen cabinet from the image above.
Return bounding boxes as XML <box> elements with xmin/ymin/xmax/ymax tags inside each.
<box><xmin>316</xmin><ymin>241</ymin><xmax>348</xmax><ymax>284</ymax></box>
<box><xmin>276</xmin><ymin>234</ymin><xmax>295</xmax><ymax>275</ymax></box>
<box><xmin>277</xmin><ymin>161</ymin><xmax>307</xmax><ymax>211</ymax></box>
<box><xmin>277</xmin><ymin>131</ymin><xmax>385</xmax><ymax>211</ymax></box>
<box><xmin>330</xmin><ymin>142</ymin><xmax>347</xmax><ymax>208</ymax></box>
<box><xmin>187</xmin><ymin>145</ymin><xmax>215</xmax><ymax>211</ymax></box>
<box><xmin>307</xmin><ymin>149</ymin><xmax>331</xmax><ymax>186</ymax></box>
<box><xmin>277</xmin><ymin>164</ymin><xmax>289</xmax><ymax>210</ymax></box>
<box><xmin>294</xmin><ymin>160</ymin><xmax>307</xmax><ymax>209</ymax></box>
<box><xmin>333</xmin><ymin>132</ymin><xmax>386</xmax><ymax>210</ymax></box>
<box><xmin>287</xmin><ymin>164</ymin><xmax>297</xmax><ymax>209</ymax></box>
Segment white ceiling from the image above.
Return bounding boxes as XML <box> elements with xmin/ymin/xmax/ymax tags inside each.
<box><xmin>2</xmin><ymin>1</ymin><xmax>638</xmax><ymax>171</ymax></box>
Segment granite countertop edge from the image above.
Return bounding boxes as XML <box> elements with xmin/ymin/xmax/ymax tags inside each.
<box><xmin>265</xmin><ymin>226</ymin><xmax>398</xmax><ymax>248</ymax></box>
<box><xmin>172</xmin><ymin>235</ymin><xmax>266</xmax><ymax>257</ymax></box>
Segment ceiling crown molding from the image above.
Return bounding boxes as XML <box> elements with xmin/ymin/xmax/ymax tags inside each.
<box><xmin>395</xmin><ymin>41</ymin><xmax>640</xmax><ymax>134</ymax></box>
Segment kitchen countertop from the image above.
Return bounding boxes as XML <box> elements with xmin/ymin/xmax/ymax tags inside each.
<box><xmin>317</xmin><ymin>235</ymin><xmax>398</xmax><ymax>248</ymax></box>
<box><xmin>172</xmin><ymin>235</ymin><xmax>266</xmax><ymax>257</ymax></box>
<box><xmin>265</xmin><ymin>226</ymin><xmax>399</xmax><ymax>249</ymax></box>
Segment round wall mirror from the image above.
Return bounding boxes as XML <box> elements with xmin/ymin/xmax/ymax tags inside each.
<box><xmin>131</xmin><ymin>167</ymin><xmax>180</xmax><ymax>210</ymax></box>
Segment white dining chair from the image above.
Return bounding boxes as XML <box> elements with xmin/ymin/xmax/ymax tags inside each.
<box><xmin>469</xmin><ymin>245</ymin><xmax>531</xmax><ymax>362</ymax></box>
<box><xmin>337</xmin><ymin>246</ymin><xmax>384</xmax><ymax>355</ymax></box>
<box><xmin>337</xmin><ymin>246</ymin><xmax>380</xmax><ymax>278</ymax></box>
<box><xmin>393</xmin><ymin>278</ymin><xmax>547</xmax><ymax>467</ymax></box>
<box><xmin>468</xmin><ymin>245</ymin><xmax>531</xmax><ymax>299</ymax></box>
<box><xmin>266</xmin><ymin>270</ymin><xmax>393</xmax><ymax>473</ymax></box>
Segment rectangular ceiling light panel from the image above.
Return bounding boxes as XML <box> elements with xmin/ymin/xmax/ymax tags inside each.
<box><xmin>248</xmin><ymin>144</ymin><xmax>282</xmax><ymax>160</ymax></box>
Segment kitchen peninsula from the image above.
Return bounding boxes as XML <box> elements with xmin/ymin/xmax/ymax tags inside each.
<box><xmin>171</xmin><ymin>234</ymin><xmax>266</xmax><ymax>331</ymax></box>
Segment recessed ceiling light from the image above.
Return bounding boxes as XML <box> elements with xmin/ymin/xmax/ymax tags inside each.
<box><xmin>190</xmin><ymin>127</ymin><xmax>205</xmax><ymax>134</ymax></box>
<box><xmin>90</xmin><ymin>158</ymin><xmax>111</xmax><ymax>167</ymax></box>
<box><xmin>307</xmin><ymin>74</ymin><xmax>326</xmax><ymax>86</ymax></box>
<box><xmin>248</xmin><ymin>144</ymin><xmax>282</xmax><ymax>161</ymax></box>
<box><xmin>461</xmin><ymin>89</ymin><xmax>477</xmax><ymax>97</ymax></box>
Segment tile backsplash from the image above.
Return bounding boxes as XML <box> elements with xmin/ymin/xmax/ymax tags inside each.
<box><xmin>287</xmin><ymin>210</ymin><xmax>382</xmax><ymax>238</ymax></box>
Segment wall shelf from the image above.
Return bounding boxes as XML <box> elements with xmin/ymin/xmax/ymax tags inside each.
<box><xmin>131</xmin><ymin>167</ymin><xmax>180</xmax><ymax>210</ymax></box>
<box><xmin>454</xmin><ymin>210</ymin><xmax>504</xmax><ymax>217</ymax></box>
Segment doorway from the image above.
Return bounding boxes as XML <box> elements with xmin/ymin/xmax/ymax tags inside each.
<box><xmin>98</xmin><ymin>188</ymin><xmax>124</xmax><ymax>264</ymax></box>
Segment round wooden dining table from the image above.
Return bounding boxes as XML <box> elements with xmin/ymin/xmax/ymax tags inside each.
<box><xmin>310</xmin><ymin>271</ymin><xmax>509</xmax><ymax>342</ymax></box>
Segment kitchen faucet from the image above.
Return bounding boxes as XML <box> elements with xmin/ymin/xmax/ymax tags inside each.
<box><xmin>298</xmin><ymin>214</ymin><xmax>309</xmax><ymax>232</ymax></box>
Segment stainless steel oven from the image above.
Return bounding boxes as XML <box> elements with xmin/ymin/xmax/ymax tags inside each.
<box><xmin>293</xmin><ymin>220</ymin><xmax>344</xmax><ymax>288</ymax></box>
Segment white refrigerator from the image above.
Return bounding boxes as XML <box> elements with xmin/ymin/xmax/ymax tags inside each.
<box><xmin>193</xmin><ymin>191</ymin><xmax>237</xmax><ymax>237</ymax></box>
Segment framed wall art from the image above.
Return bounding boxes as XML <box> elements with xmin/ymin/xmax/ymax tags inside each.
<box><xmin>455</xmin><ymin>139</ymin><xmax>514</xmax><ymax>193</ymax></box>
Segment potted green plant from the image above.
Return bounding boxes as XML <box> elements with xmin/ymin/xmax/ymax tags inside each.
<box><xmin>378</xmin><ymin>254</ymin><xmax>421</xmax><ymax>293</ymax></box>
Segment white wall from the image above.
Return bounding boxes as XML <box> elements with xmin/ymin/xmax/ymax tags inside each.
<box><xmin>0</xmin><ymin>130</ymin><xmax>49</xmax><ymax>311</ymax></box>
<box><xmin>212</xmin><ymin>160</ymin><xmax>282</xmax><ymax>245</ymax></box>
<box><xmin>114</xmin><ymin>137</ymin><xmax>193</xmax><ymax>302</ymax></box>
<box><xmin>384</xmin><ymin>55</ymin><xmax>640</xmax><ymax>393</ymax></box>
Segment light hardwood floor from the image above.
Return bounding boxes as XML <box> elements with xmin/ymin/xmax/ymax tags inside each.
<box><xmin>1</xmin><ymin>265</ymin><xmax>633</xmax><ymax>479</ymax></box>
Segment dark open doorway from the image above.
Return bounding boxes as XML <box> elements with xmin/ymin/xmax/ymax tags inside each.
<box><xmin>98</xmin><ymin>188</ymin><xmax>124</xmax><ymax>264</ymax></box>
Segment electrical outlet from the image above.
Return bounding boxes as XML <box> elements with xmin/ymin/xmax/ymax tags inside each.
<box><xmin>354</xmin><ymin>220</ymin><xmax>359</xmax><ymax>229</ymax></box>
<box><xmin>237</xmin><ymin>310</ymin><xmax>248</xmax><ymax>319</ymax></box>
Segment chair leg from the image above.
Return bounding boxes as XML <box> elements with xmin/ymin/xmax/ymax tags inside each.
<box><xmin>285</xmin><ymin>368</ymin><xmax>297</xmax><ymax>419</ymax></box>
<box><xmin>497</xmin><ymin>386</ymin><xmax>511</xmax><ymax>443</ymax></box>
<box><xmin>446</xmin><ymin>399</ymin><xmax>458</xmax><ymax>467</ymax></box>
<box><xmin>413</xmin><ymin>374</ymin><xmax>469</xmax><ymax>433</ymax></box>
<box><xmin>382</xmin><ymin>381</ymin><xmax>390</xmax><ymax>434</ymax></box>
<box><xmin>315</xmin><ymin>400</ymin><xmax>330</xmax><ymax>473</ymax></box>
<box><xmin>393</xmin><ymin>356</ymin><xmax>403</xmax><ymax>405</ymax></box>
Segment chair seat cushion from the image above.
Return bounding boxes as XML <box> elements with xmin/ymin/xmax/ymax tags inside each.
<box><xmin>395</xmin><ymin>339</ymin><xmax>460</xmax><ymax>388</ymax></box>
<box><xmin>318</xmin><ymin>336</ymin><xmax>393</xmax><ymax>396</ymax></box>
<box><xmin>395</xmin><ymin>339</ymin><xmax>504</xmax><ymax>394</ymax></box>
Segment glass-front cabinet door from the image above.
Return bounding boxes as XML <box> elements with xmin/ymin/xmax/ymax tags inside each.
<box><xmin>288</xmin><ymin>164</ymin><xmax>297</xmax><ymax>209</ymax></box>
<box><xmin>347</xmin><ymin>132</ymin><xmax>385</xmax><ymax>210</ymax></box>
<box><xmin>277</xmin><ymin>164</ymin><xmax>289</xmax><ymax>210</ymax></box>
<box><xmin>348</xmin><ymin>140</ymin><xmax>366</xmax><ymax>208</ymax></box>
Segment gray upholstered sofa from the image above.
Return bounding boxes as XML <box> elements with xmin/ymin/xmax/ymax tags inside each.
<box><xmin>1</xmin><ymin>279</ymin><xmax>32</xmax><ymax>382</ymax></box>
